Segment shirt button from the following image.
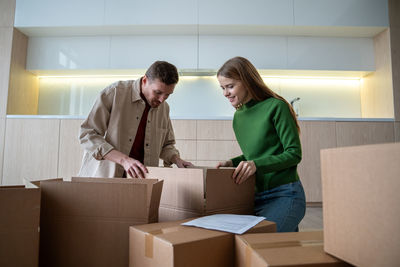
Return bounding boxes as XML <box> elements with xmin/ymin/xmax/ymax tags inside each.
<box><xmin>129</xmin><ymin>139</ymin><xmax>132</xmax><ymax>142</ymax></box>
<box><xmin>147</xmin><ymin>120</ymin><xmax>150</xmax><ymax>123</ymax></box>
<box><xmin>136</xmin><ymin>117</ymin><xmax>139</xmax><ymax>120</ymax></box>
<box><xmin>146</xmin><ymin>143</ymin><xmax>149</xmax><ymax>147</ymax></box>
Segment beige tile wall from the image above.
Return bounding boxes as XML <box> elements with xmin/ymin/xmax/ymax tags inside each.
<box><xmin>2</xmin><ymin>118</ymin><xmax>398</xmax><ymax>202</ymax></box>
<box><xmin>2</xmin><ymin>119</ymin><xmax>60</xmax><ymax>185</ymax></box>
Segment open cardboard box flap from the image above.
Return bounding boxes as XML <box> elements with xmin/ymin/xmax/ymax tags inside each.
<box><xmin>146</xmin><ymin>167</ymin><xmax>254</xmax><ymax>221</ymax></box>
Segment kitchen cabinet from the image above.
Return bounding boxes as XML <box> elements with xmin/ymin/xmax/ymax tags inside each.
<box><xmin>297</xmin><ymin>121</ymin><xmax>337</xmax><ymax>202</ymax></box>
<box><xmin>287</xmin><ymin>36</ymin><xmax>374</xmax><ymax>71</ymax></box>
<box><xmin>336</xmin><ymin>121</ymin><xmax>395</xmax><ymax>147</ymax></box>
<box><xmin>294</xmin><ymin>0</ymin><xmax>388</xmax><ymax>27</ymax></box>
<box><xmin>198</xmin><ymin>35</ymin><xmax>287</xmax><ymax>70</ymax></box>
<box><xmin>198</xmin><ymin>0</ymin><xmax>293</xmax><ymax>26</ymax></box>
<box><xmin>27</xmin><ymin>36</ymin><xmax>110</xmax><ymax>70</ymax></box>
<box><xmin>109</xmin><ymin>35</ymin><xmax>198</xmax><ymax>69</ymax></box>
<box><xmin>2</xmin><ymin>117</ymin><xmax>397</xmax><ymax>203</ymax></box>
<box><xmin>104</xmin><ymin>0</ymin><xmax>197</xmax><ymax>26</ymax></box>
<box><xmin>58</xmin><ymin>119</ymin><xmax>83</xmax><ymax>179</ymax></box>
<box><xmin>15</xmin><ymin>0</ymin><xmax>104</xmax><ymax>27</ymax></box>
<box><xmin>2</xmin><ymin>118</ymin><xmax>59</xmax><ymax>185</ymax></box>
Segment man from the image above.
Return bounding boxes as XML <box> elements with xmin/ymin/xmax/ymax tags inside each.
<box><xmin>78</xmin><ymin>61</ymin><xmax>193</xmax><ymax>178</ymax></box>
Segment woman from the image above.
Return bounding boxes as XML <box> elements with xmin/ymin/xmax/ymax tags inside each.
<box><xmin>216</xmin><ymin>56</ymin><xmax>306</xmax><ymax>232</ymax></box>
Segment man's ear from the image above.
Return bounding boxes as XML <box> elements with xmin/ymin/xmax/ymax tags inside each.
<box><xmin>142</xmin><ymin>75</ymin><xmax>147</xmax><ymax>85</ymax></box>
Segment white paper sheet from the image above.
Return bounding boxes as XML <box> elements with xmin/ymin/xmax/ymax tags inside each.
<box><xmin>181</xmin><ymin>214</ymin><xmax>266</xmax><ymax>234</ymax></box>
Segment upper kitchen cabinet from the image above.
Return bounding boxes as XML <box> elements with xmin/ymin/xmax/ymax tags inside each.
<box><xmin>104</xmin><ymin>0</ymin><xmax>197</xmax><ymax>26</ymax></box>
<box><xmin>15</xmin><ymin>0</ymin><xmax>104</xmax><ymax>27</ymax></box>
<box><xmin>26</xmin><ymin>35</ymin><xmax>198</xmax><ymax>71</ymax></box>
<box><xmin>199</xmin><ymin>35</ymin><xmax>374</xmax><ymax>71</ymax></box>
<box><xmin>294</xmin><ymin>0</ymin><xmax>389</xmax><ymax>27</ymax></box>
<box><xmin>198</xmin><ymin>0</ymin><xmax>388</xmax><ymax>37</ymax></box>
<box><xmin>199</xmin><ymin>0</ymin><xmax>293</xmax><ymax>26</ymax></box>
<box><xmin>109</xmin><ymin>35</ymin><xmax>198</xmax><ymax>69</ymax></box>
<box><xmin>198</xmin><ymin>35</ymin><xmax>287</xmax><ymax>69</ymax></box>
<box><xmin>26</xmin><ymin>36</ymin><xmax>110</xmax><ymax>71</ymax></box>
<box><xmin>14</xmin><ymin>0</ymin><xmax>198</xmax><ymax>36</ymax></box>
<box><xmin>288</xmin><ymin>36</ymin><xmax>375</xmax><ymax>71</ymax></box>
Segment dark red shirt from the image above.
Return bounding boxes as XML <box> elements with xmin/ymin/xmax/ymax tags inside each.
<box><xmin>129</xmin><ymin>92</ymin><xmax>151</xmax><ymax>163</ymax></box>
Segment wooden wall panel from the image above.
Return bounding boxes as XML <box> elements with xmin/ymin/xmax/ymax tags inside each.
<box><xmin>171</xmin><ymin>119</ymin><xmax>196</xmax><ymax>140</ymax></box>
<box><xmin>361</xmin><ymin>29</ymin><xmax>394</xmax><ymax>118</ymax></box>
<box><xmin>297</xmin><ymin>121</ymin><xmax>337</xmax><ymax>202</ymax></box>
<box><xmin>7</xmin><ymin>29</ymin><xmax>39</xmax><ymax>115</ymax></box>
<box><xmin>2</xmin><ymin>118</ymin><xmax>60</xmax><ymax>185</ymax></box>
<box><xmin>395</xmin><ymin>122</ymin><xmax>400</xmax><ymax>142</ymax></box>
<box><xmin>196</xmin><ymin>120</ymin><xmax>236</xmax><ymax>140</ymax></box>
<box><xmin>175</xmin><ymin>140</ymin><xmax>196</xmax><ymax>161</ymax></box>
<box><xmin>390</xmin><ymin>26</ymin><xmax>400</xmax><ymax>121</ymax></box>
<box><xmin>336</xmin><ymin>121</ymin><xmax>395</xmax><ymax>147</ymax></box>
<box><xmin>194</xmin><ymin>160</ymin><xmax>221</xmax><ymax>167</ymax></box>
<box><xmin>196</xmin><ymin>140</ymin><xmax>242</xmax><ymax>161</ymax></box>
<box><xmin>58</xmin><ymin>119</ymin><xmax>84</xmax><ymax>179</ymax></box>
<box><xmin>0</xmin><ymin>28</ymin><xmax>14</xmax><ymax>185</ymax></box>
<box><xmin>0</xmin><ymin>0</ymin><xmax>15</xmax><ymax>27</ymax></box>
<box><xmin>389</xmin><ymin>0</ymin><xmax>400</xmax><ymax>121</ymax></box>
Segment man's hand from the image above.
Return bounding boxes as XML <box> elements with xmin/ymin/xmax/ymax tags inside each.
<box><xmin>216</xmin><ymin>160</ymin><xmax>233</xmax><ymax>168</ymax></box>
<box><xmin>122</xmin><ymin>157</ymin><xmax>148</xmax><ymax>178</ymax></box>
<box><xmin>172</xmin><ymin>155</ymin><xmax>194</xmax><ymax>168</ymax></box>
<box><xmin>232</xmin><ymin>161</ymin><xmax>256</xmax><ymax>184</ymax></box>
<box><xmin>104</xmin><ymin>149</ymin><xmax>148</xmax><ymax>178</ymax></box>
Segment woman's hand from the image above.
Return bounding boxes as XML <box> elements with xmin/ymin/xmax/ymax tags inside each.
<box><xmin>216</xmin><ymin>160</ymin><xmax>233</xmax><ymax>168</ymax></box>
<box><xmin>232</xmin><ymin>161</ymin><xmax>256</xmax><ymax>184</ymax></box>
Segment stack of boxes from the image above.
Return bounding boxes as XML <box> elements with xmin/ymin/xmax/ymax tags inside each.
<box><xmin>1</xmin><ymin>143</ymin><xmax>399</xmax><ymax>267</ymax></box>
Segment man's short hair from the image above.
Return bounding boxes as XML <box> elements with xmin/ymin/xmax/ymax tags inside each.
<box><xmin>145</xmin><ymin>61</ymin><xmax>179</xmax><ymax>85</ymax></box>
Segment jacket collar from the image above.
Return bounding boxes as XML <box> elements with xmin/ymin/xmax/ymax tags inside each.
<box><xmin>131</xmin><ymin>78</ymin><xmax>143</xmax><ymax>102</ymax></box>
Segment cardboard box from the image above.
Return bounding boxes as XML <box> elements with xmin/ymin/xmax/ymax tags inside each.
<box><xmin>321</xmin><ymin>143</ymin><xmax>400</xmax><ymax>266</ymax></box>
<box><xmin>37</xmin><ymin>177</ymin><xmax>163</xmax><ymax>267</ymax></box>
<box><xmin>146</xmin><ymin>167</ymin><xmax>255</xmax><ymax>221</ymax></box>
<box><xmin>0</xmin><ymin>185</ymin><xmax>41</xmax><ymax>267</ymax></box>
<box><xmin>130</xmin><ymin>218</ymin><xmax>276</xmax><ymax>267</ymax></box>
<box><xmin>235</xmin><ymin>231</ymin><xmax>351</xmax><ymax>267</ymax></box>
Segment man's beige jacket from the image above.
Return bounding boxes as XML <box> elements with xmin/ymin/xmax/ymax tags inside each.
<box><xmin>78</xmin><ymin>79</ymin><xmax>179</xmax><ymax>177</ymax></box>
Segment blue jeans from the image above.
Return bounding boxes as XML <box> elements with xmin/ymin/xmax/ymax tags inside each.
<box><xmin>254</xmin><ymin>180</ymin><xmax>306</xmax><ymax>232</ymax></box>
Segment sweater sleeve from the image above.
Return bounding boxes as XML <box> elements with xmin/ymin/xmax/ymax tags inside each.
<box><xmin>231</xmin><ymin>154</ymin><xmax>246</xmax><ymax>167</ymax></box>
<box><xmin>253</xmin><ymin>101</ymin><xmax>302</xmax><ymax>173</ymax></box>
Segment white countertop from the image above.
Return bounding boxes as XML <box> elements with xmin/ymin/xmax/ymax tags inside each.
<box><xmin>6</xmin><ymin>114</ymin><xmax>396</xmax><ymax>122</ymax></box>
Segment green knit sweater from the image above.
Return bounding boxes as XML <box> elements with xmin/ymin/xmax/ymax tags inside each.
<box><xmin>231</xmin><ymin>97</ymin><xmax>302</xmax><ymax>193</ymax></box>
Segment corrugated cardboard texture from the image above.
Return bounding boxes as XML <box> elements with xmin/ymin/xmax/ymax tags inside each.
<box><xmin>0</xmin><ymin>187</ymin><xmax>41</xmax><ymax>267</ymax></box>
<box><xmin>321</xmin><ymin>143</ymin><xmax>400</xmax><ymax>267</ymax></box>
<box><xmin>235</xmin><ymin>231</ymin><xmax>351</xmax><ymax>267</ymax></box>
<box><xmin>39</xmin><ymin>178</ymin><xmax>163</xmax><ymax>267</ymax></box>
<box><xmin>147</xmin><ymin>167</ymin><xmax>255</xmax><ymax>221</ymax></box>
<box><xmin>130</xmin><ymin>219</ymin><xmax>276</xmax><ymax>267</ymax></box>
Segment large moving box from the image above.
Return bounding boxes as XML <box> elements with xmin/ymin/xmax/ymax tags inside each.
<box><xmin>0</xmin><ymin>185</ymin><xmax>41</xmax><ymax>267</ymax></box>
<box><xmin>146</xmin><ymin>167</ymin><xmax>255</xmax><ymax>221</ymax></box>
<box><xmin>321</xmin><ymin>143</ymin><xmax>400</xmax><ymax>266</ymax></box>
<box><xmin>235</xmin><ymin>231</ymin><xmax>351</xmax><ymax>267</ymax></box>
<box><xmin>37</xmin><ymin>177</ymin><xmax>163</xmax><ymax>267</ymax></box>
<box><xmin>129</xmin><ymin>218</ymin><xmax>276</xmax><ymax>267</ymax></box>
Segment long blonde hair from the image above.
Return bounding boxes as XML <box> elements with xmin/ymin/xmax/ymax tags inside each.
<box><xmin>217</xmin><ymin>56</ymin><xmax>300</xmax><ymax>133</ymax></box>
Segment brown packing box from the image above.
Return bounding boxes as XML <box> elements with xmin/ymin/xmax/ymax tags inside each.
<box><xmin>146</xmin><ymin>167</ymin><xmax>255</xmax><ymax>221</ymax></box>
<box><xmin>130</xmin><ymin>218</ymin><xmax>276</xmax><ymax>267</ymax></box>
<box><xmin>235</xmin><ymin>231</ymin><xmax>351</xmax><ymax>267</ymax></box>
<box><xmin>36</xmin><ymin>177</ymin><xmax>163</xmax><ymax>267</ymax></box>
<box><xmin>321</xmin><ymin>143</ymin><xmax>400</xmax><ymax>266</ymax></box>
<box><xmin>0</xmin><ymin>185</ymin><xmax>41</xmax><ymax>267</ymax></box>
